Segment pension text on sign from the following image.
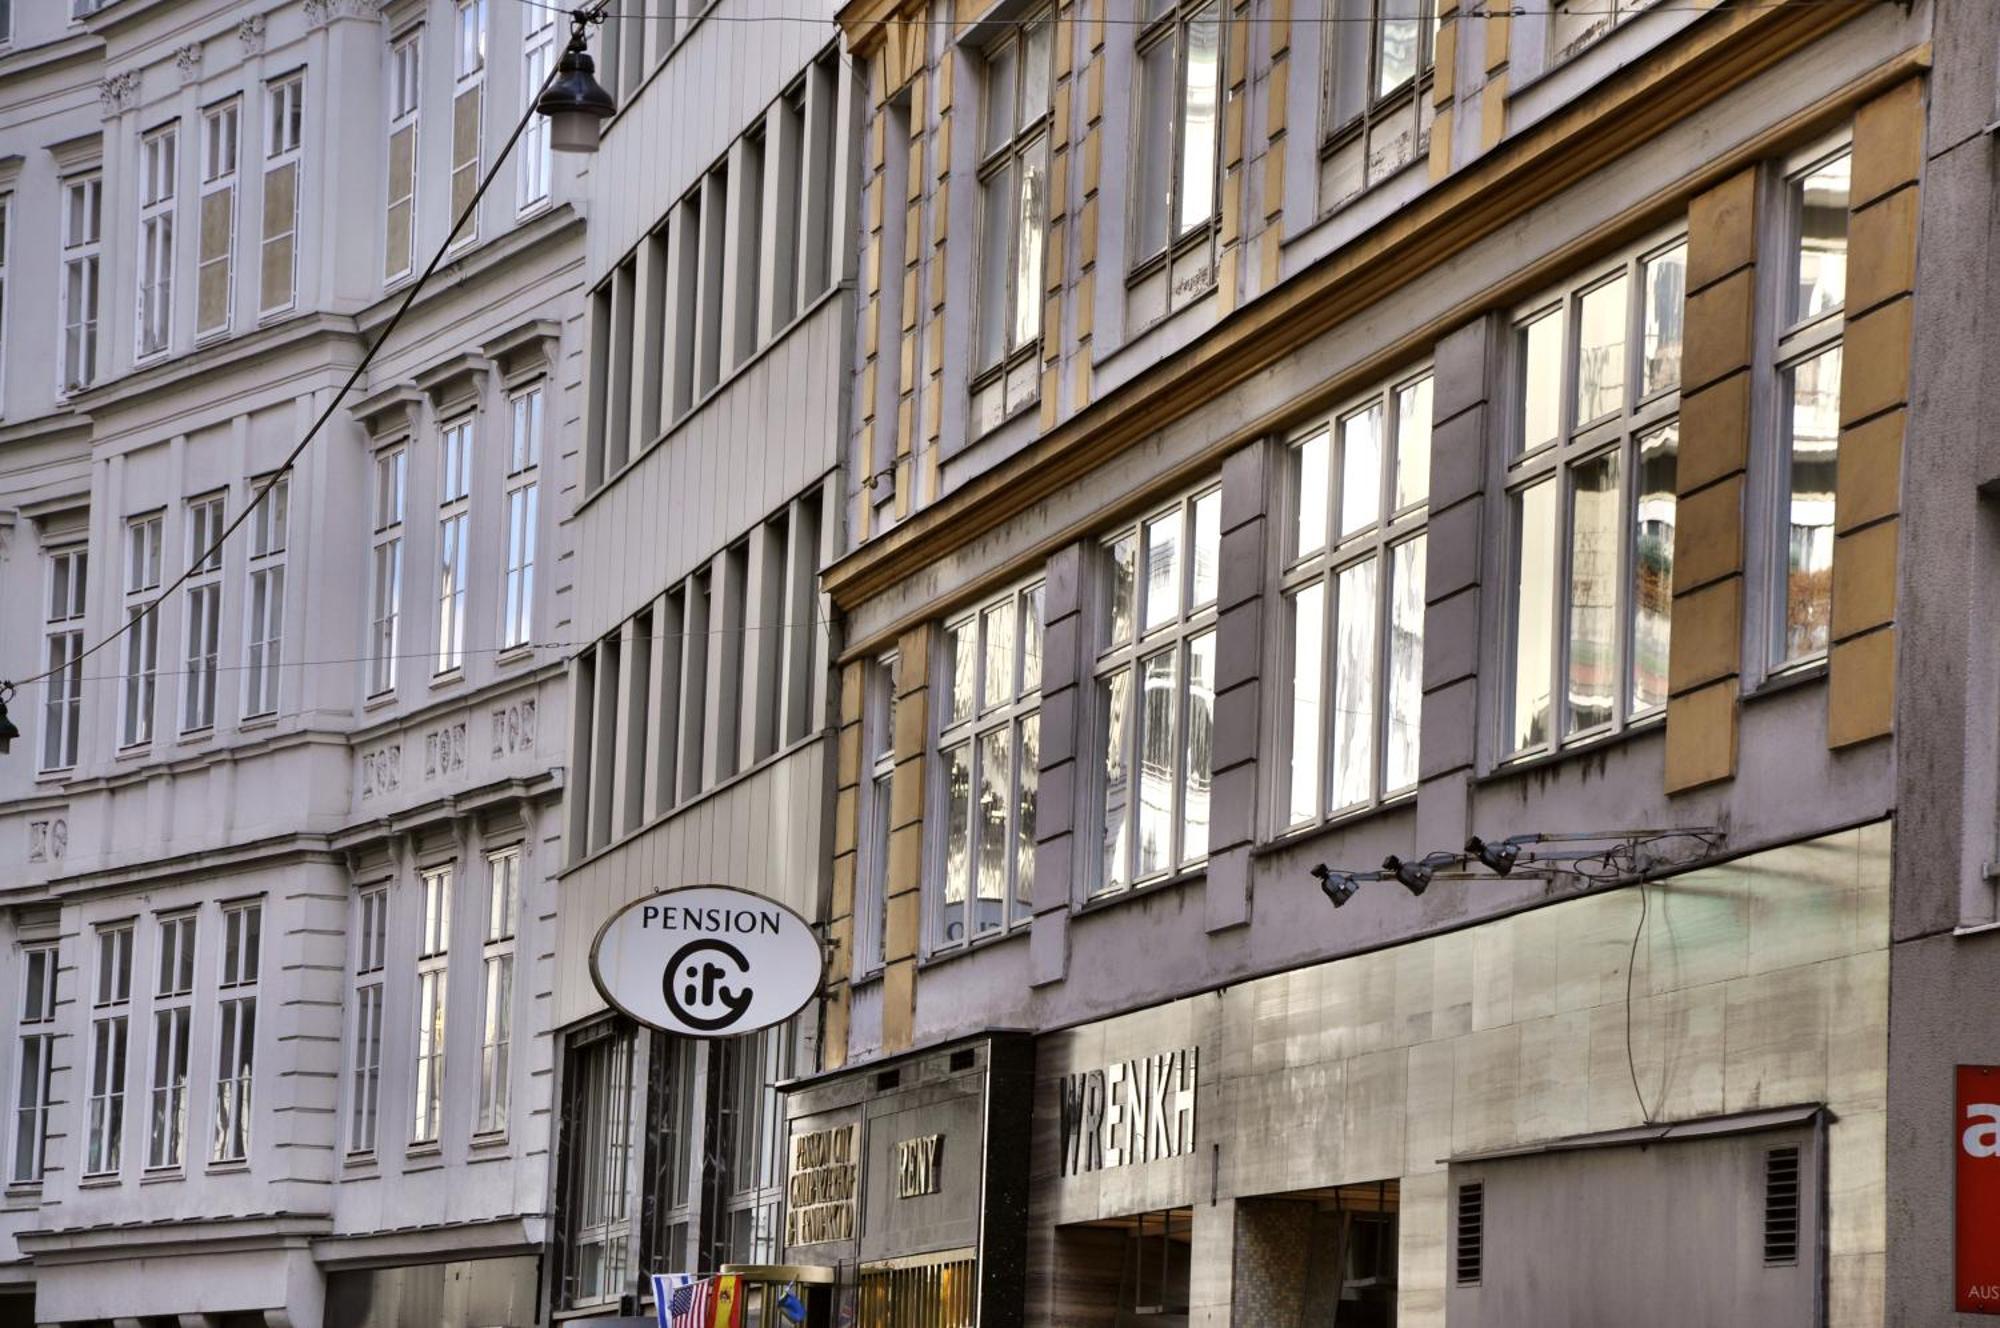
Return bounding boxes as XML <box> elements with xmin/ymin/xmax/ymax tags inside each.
<box><xmin>786</xmin><ymin>1123</ymin><xmax>858</xmax><ymax>1245</ymax></box>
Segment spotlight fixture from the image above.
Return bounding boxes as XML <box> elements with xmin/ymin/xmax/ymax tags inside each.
<box><xmin>1382</xmin><ymin>854</ymin><xmax>1433</xmax><ymax>897</ymax></box>
<box><xmin>1312</xmin><ymin>863</ymin><xmax>1362</xmax><ymax>908</ymax></box>
<box><xmin>0</xmin><ymin>683</ymin><xmax>16</xmax><ymax>756</ymax></box>
<box><xmin>1465</xmin><ymin>835</ymin><xmax>1521</xmax><ymax>875</ymax></box>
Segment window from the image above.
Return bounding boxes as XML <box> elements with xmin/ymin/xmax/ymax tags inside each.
<box><xmin>386</xmin><ymin>31</ymin><xmax>421</xmax><ymax>282</ymax></box>
<box><xmin>855</xmin><ymin>652</ymin><xmax>898</xmax><ymax>975</ymax></box>
<box><xmin>369</xmin><ymin>446</ymin><xmax>406</xmax><ymax>695</ymax></box>
<box><xmin>148</xmin><ymin>913</ymin><xmax>195</xmax><ymax>1169</ymax></box>
<box><xmin>560</xmin><ymin>1023</ymin><xmax>636</xmax><ymax>1307</ymax></box>
<box><xmin>971</xmin><ymin>11</ymin><xmax>1053</xmax><ymax>436</ymax></box>
<box><xmin>478</xmin><ymin>848</ymin><xmax>519</xmax><ymax>1136</ymax></box>
<box><xmin>137</xmin><ymin>124</ymin><xmax>178</xmax><ymax>358</ymax></box>
<box><xmin>1132</xmin><ymin>0</ymin><xmax>1222</xmax><ymax>269</ymax></box>
<box><xmin>261</xmin><ymin>74</ymin><xmax>303</xmax><ymax>316</ymax></box>
<box><xmin>502</xmin><ymin>387</ymin><xmax>542</xmax><ymax>650</ymax></box>
<box><xmin>1552</xmin><ymin>0</ymin><xmax>1655</xmax><ymax>64</ymax></box>
<box><xmin>1322</xmin><ymin>0</ymin><xmax>1438</xmax><ymax>207</ymax></box>
<box><xmin>519</xmin><ymin>6</ymin><xmax>556</xmax><ymax>212</ymax></box>
<box><xmin>11</xmin><ymin>943</ymin><xmax>56</xmax><ymax>1184</ymax></box>
<box><xmin>183</xmin><ymin>494</ymin><xmax>225</xmax><ymax>732</ymax></box>
<box><xmin>714</xmin><ymin>1022</ymin><xmax>795</xmax><ymax>1266</ymax></box>
<box><xmin>413</xmin><ymin>865</ymin><xmax>451</xmax><ymax>1145</ymax></box>
<box><xmin>213</xmin><ymin>900</ymin><xmax>260</xmax><ymax>1163</ymax></box>
<box><xmin>0</xmin><ymin>194</ymin><xmax>12</xmax><ymax>411</ymax></box>
<box><xmin>437</xmin><ymin>417</ymin><xmax>472</xmax><ymax>673</ymax></box>
<box><xmin>450</xmin><ymin>0</ymin><xmax>486</xmax><ymax>242</ymax></box>
<box><xmin>244</xmin><ymin>477</ymin><xmax>287</xmax><ymax>717</ymax></box>
<box><xmin>60</xmin><ymin>173</ymin><xmax>101</xmax><ymax>392</ymax></box>
<box><xmin>122</xmin><ymin>514</ymin><xmax>163</xmax><ymax>747</ymax></box>
<box><xmin>1095</xmin><ymin>487</ymin><xmax>1220</xmax><ymax>893</ymax></box>
<box><xmin>42</xmin><ymin>546</ymin><xmax>87</xmax><ymax>771</ymax></box>
<box><xmin>197</xmin><ymin>100</ymin><xmax>239</xmax><ymax>339</ymax></box>
<box><xmin>1772</xmin><ymin>145</ymin><xmax>1849</xmax><ymax>669</ymax></box>
<box><xmin>641</xmin><ymin>1033</ymin><xmax>699</xmax><ymax>1274</ymax></box>
<box><xmin>85</xmin><ymin>922</ymin><xmax>133</xmax><ymax>1176</ymax></box>
<box><xmin>934</xmin><ymin>583</ymin><xmax>1043</xmax><ymax>949</ymax></box>
<box><xmin>1283</xmin><ymin>371</ymin><xmax>1432</xmax><ymax>824</ymax></box>
<box><xmin>348</xmin><ymin>886</ymin><xmax>387</xmax><ymax>1154</ymax></box>
<box><xmin>1504</xmin><ymin>235</ymin><xmax>1686</xmax><ymax>756</ymax></box>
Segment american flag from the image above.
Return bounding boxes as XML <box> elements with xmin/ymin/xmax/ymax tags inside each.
<box><xmin>653</xmin><ymin>1273</ymin><xmax>710</xmax><ymax>1328</ymax></box>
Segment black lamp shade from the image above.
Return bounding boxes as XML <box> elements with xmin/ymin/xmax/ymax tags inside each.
<box><xmin>537</xmin><ymin>39</ymin><xmax>617</xmax><ymax>153</ymax></box>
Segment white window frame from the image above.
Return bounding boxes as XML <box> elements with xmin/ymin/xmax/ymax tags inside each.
<box><xmin>519</xmin><ymin>5</ymin><xmax>556</xmax><ymax>213</ymax></box>
<box><xmin>10</xmin><ymin>942</ymin><xmax>57</xmax><ymax>1185</ymax></box>
<box><xmin>348</xmin><ymin>884</ymin><xmax>387</xmax><ymax>1155</ymax></box>
<box><xmin>183</xmin><ymin>492</ymin><xmax>225</xmax><ymax>733</ymax></box>
<box><xmin>369</xmin><ymin>445</ymin><xmax>407</xmax><ymax>696</ymax></box>
<box><xmin>970</xmin><ymin>9</ymin><xmax>1053</xmax><ymax>438</ymax></box>
<box><xmin>436</xmin><ymin>416</ymin><xmax>472</xmax><ymax>674</ymax></box>
<box><xmin>260</xmin><ymin>73</ymin><xmax>304</xmax><ymax>318</ymax></box>
<box><xmin>136</xmin><ymin>123</ymin><xmax>178</xmax><ymax>360</ymax></box>
<box><xmin>0</xmin><ymin>192</ymin><xmax>12</xmax><ymax>413</ymax></box>
<box><xmin>855</xmin><ymin>651</ymin><xmax>898</xmax><ymax>976</ymax></box>
<box><xmin>212</xmin><ymin>899</ymin><xmax>260</xmax><ymax>1164</ymax></box>
<box><xmin>1280</xmin><ymin>369</ymin><xmax>1433</xmax><ymax>830</ymax></box>
<box><xmin>243</xmin><ymin>476</ymin><xmax>288</xmax><ymax>718</ymax></box>
<box><xmin>413</xmin><ymin>864</ymin><xmax>452</xmax><ymax>1146</ymax></box>
<box><xmin>1767</xmin><ymin>138</ymin><xmax>1850</xmax><ymax>675</ymax></box>
<box><xmin>1130</xmin><ymin>0</ymin><xmax>1223</xmax><ymax>274</ymax></box>
<box><xmin>1320</xmin><ymin>0</ymin><xmax>1439</xmax><ymax>206</ymax></box>
<box><xmin>449</xmin><ymin>0</ymin><xmax>487</xmax><ymax>247</ymax></box>
<box><xmin>502</xmin><ymin>386</ymin><xmax>542</xmax><ymax>651</ymax></box>
<box><xmin>1501</xmin><ymin>230</ymin><xmax>1688</xmax><ymax>760</ymax></box>
<box><xmin>930</xmin><ymin>582</ymin><xmax>1044</xmax><ymax>953</ymax></box>
<box><xmin>147</xmin><ymin>911</ymin><xmax>196</xmax><ymax>1170</ymax></box>
<box><xmin>59</xmin><ymin>172</ymin><xmax>102</xmax><ymax>394</ymax></box>
<box><xmin>84</xmin><ymin>922</ymin><xmax>133</xmax><ymax>1177</ymax></box>
<box><xmin>1092</xmin><ymin>484</ymin><xmax>1221</xmax><ymax>895</ymax></box>
<box><xmin>122</xmin><ymin>513</ymin><xmax>163</xmax><ymax>748</ymax></box>
<box><xmin>386</xmin><ymin>29</ymin><xmax>422</xmax><ymax>284</ymax></box>
<box><xmin>197</xmin><ymin>99</ymin><xmax>240</xmax><ymax>342</ymax></box>
<box><xmin>42</xmin><ymin>544</ymin><xmax>87</xmax><ymax>772</ymax></box>
<box><xmin>477</xmin><ymin>847</ymin><xmax>519</xmax><ymax>1137</ymax></box>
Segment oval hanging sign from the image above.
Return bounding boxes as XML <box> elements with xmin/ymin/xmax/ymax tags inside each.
<box><xmin>589</xmin><ymin>885</ymin><xmax>824</xmax><ymax>1038</ymax></box>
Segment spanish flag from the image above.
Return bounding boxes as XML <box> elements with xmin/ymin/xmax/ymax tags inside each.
<box><xmin>710</xmin><ymin>1274</ymin><xmax>743</xmax><ymax>1328</ymax></box>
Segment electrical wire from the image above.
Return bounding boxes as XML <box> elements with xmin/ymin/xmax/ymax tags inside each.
<box><xmin>1623</xmin><ymin>867</ymin><xmax>1656</xmax><ymax>1126</ymax></box>
<box><xmin>1</xmin><ymin>3</ymin><xmax>609</xmax><ymax>700</ymax></box>
<box><xmin>510</xmin><ymin>0</ymin><xmax>1885</xmax><ymax>23</ymax></box>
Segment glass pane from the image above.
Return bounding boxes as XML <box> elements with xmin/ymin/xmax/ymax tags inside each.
<box><xmin>1377</xmin><ymin>0</ymin><xmax>1422</xmax><ymax>98</ymax></box>
<box><xmin>1144</xmin><ymin>511</ymin><xmax>1182</xmax><ymax>633</ymax></box>
<box><xmin>1295</xmin><ymin>431</ymin><xmax>1330</xmax><ymax>558</ymax></box>
<box><xmin>982</xmin><ymin>600</ymin><xmax>1017</xmax><ymax>710</ymax></box>
<box><xmin>1183</xmin><ymin>632</ymin><xmax>1215</xmax><ymax>862</ymax></box>
<box><xmin>1016</xmin><ymin>714</ymin><xmax>1039</xmax><ymax>918</ymax></box>
<box><xmin>1099</xmin><ymin>669</ymin><xmax>1132</xmax><ymax>891</ymax></box>
<box><xmin>1137</xmin><ymin>648</ymin><xmax>1178</xmax><ymax>877</ymax></box>
<box><xmin>977</xmin><ymin>169</ymin><xmax>1012</xmax><ymax>367</ymax></box>
<box><xmin>1566</xmin><ymin>451</ymin><xmax>1622</xmax><ymax>733</ymax></box>
<box><xmin>1287</xmin><ymin>582</ymin><xmax>1325</xmax><ymax>825</ymax></box>
<box><xmin>1781</xmin><ymin>345</ymin><xmax>1841</xmax><ymax>661</ymax></box>
<box><xmin>1392</xmin><ymin>376</ymin><xmax>1432</xmax><ymax>512</ymax></box>
<box><xmin>1509</xmin><ymin>482</ymin><xmax>1557</xmax><ymax>752</ymax></box>
<box><xmin>946</xmin><ymin>618</ymin><xmax>976</xmax><ymax>724</ymax></box>
<box><xmin>1339</xmin><ymin>403</ymin><xmax>1383</xmax><ymax>537</ymax></box>
<box><xmin>1022</xmin><ymin>19</ymin><xmax>1053</xmax><ymax>124</ymax></box>
<box><xmin>941</xmin><ymin>743</ymin><xmax>971</xmax><ymax>945</ymax></box>
<box><xmin>1631</xmin><ymin>423</ymin><xmax>1678</xmax><ymax>713</ymax></box>
<box><xmin>1575</xmin><ymin>274</ymin><xmax>1628</xmax><ymax>424</ymax></box>
<box><xmin>1021</xmin><ymin>585</ymin><xmax>1045</xmax><ymax>693</ymax></box>
<box><xmin>1135</xmin><ymin>39</ymin><xmax>1175</xmax><ymax>258</ymax></box>
<box><xmin>1178</xmin><ymin>6</ymin><xmax>1222</xmax><ymax>236</ymax></box>
<box><xmin>1385</xmin><ymin>535</ymin><xmax>1426</xmax><ymax>793</ymax></box>
<box><xmin>1520</xmin><ymin>309</ymin><xmax>1563</xmax><ymax>453</ymax></box>
<box><xmin>1106</xmin><ymin>535</ymin><xmax>1137</xmax><ymax>647</ymax></box>
<box><xmin>985</xmin><ymin>41</ymin><xmax>1018</xmax><ymax>156</ymax></box>
<box><xmin>1640</xmin><ymin>242</ymin><xmax>1686</xmax><ymax>397</ymax></box>
<box><xmin>1330</xmin><ymin>557</ymin><xmax>1379</xmax><ymax>810</ymax></box>
<box><xmin>1190</xmin><ymin>490</ymin><xmax>1220</xmax><ymax>609</ymax></box>
<box><xmin>1014</xmin><ymin>134</ymin><xmax>1049</xmax><ymax>353</ymax></box>
<box><xmin>974</xmin><ymin>728</ymin><xmax>1010</xmax><ymax>936</ymax></box>
<box><xmin>1794</xmin><ymin>152</ymin><xmax>1850</xmax><ymax>322</ymax></box>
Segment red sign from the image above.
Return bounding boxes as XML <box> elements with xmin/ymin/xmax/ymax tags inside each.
<box><xmin>1960</xmin><ymin>1065</ymin><xmax>2000</xmax><ymax>1312</ymax></box>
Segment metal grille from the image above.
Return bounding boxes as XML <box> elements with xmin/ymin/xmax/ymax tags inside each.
<box><xmin>858</xmin><ymin>1254</ymin><xmax>977</xmax><ymax>1328</ymax></box>
<box><xmin>1764</xmin><ymin>1146</ymin><xmax>1801</xmax><ymax>1265</ymax></box>
<box><xmin>1455</xmin><ymin>1182</ymin><xmax>1484</xmax><ymax>1285</ymax></box>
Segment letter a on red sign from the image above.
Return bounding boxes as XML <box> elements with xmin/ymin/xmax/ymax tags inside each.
<box><xmin>1960</xmin><ymin>1065</ymin><xmax>2000</xmax><ymax>1313</ymax></box>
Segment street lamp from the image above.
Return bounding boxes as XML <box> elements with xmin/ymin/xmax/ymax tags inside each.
<box><xmin>536</xmin><ymin>21</ymin><xmax>617</xmax><ymax>153</ymax></box>
<box><xmin>0</xmin><ymin>684</ymin><xmax>18</xmax><ymax>756</ymax></box>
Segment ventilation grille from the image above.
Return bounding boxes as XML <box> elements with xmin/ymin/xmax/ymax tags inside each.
<box><xmin>949</xmin><ymin>1048</ymin><xmax>977</xmax><ymax>1072</ymax></box>
<box><xmin>874</xmin><ymin>1068</ymin><xmax>902</xmax><ymax>1092</ymax></box>
<box><xmin>1764</xmin><ymin>1146</ymin><xmax>1801</xmax><ymax>1265</ymax></box>
<box><xmin>1455</xmin><ymin>1182</ymin><xmax>1484</xmax><ymax>1285</ymax></box>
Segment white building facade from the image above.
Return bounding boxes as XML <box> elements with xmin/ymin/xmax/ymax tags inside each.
<box><xmin>0</xmin><ymin>2</ymin><xmax>584</xmax><ymax>1324</ymax></box>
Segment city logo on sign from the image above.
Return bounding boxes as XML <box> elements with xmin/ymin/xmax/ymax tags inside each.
<box><xmin>590</xmin><ymin>885</ymin><xmax>823</xmax><ymax>1039</ymax></box>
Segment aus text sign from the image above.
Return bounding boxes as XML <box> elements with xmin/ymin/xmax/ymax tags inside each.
<box><xmin>1960</xmin><ymin>1064</ymin><xmax>2000</xmax><ymax>1313</ymax></box>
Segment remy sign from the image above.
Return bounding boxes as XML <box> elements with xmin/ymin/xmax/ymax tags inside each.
<box><xmin>1960</xmin><ymin>1064</ymin><xmax>2000</xmax><ymax>1313</ymax></box>
<box><xmin>590</xmin><ymin>885</ymin><xmax>822</xmax><ymax>1038</ymax></box>
<box><xmin>1057</xmin><ymin>1046</ymin><xmax>1198</xmax><ymax>1177</ymax></box>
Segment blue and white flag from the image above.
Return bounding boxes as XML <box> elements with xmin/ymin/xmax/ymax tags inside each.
<box><xmin>653</xmin><ymin>1273</ymin><xmax>698</xmax><ymax>1328</ymax></box>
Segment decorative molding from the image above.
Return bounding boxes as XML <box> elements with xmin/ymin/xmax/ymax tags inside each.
<box><xmin>238</xmin><ymin>14</ymin><xmax>267</xmax><ymax>57</ymax></box>
<box><xmin>361</xmin><ymin>744</ymin><xmax>402</xmax><ymax>799</ymax></box>
<box><xmin>98</xmin><ymin>70</ymin><xmax>140</xmax><ymax>119</ymax></box>
<box><xmin>424</xmin><ymin>723</ymin><xmax>467</xmax><ymax>780</ymax></box>
<box><xmin>175</xmin><ymin>43</ymin><xmax>203</xmax><ymax>86</ymax></box>
<box><xmin>310</xmin><ymin>0</ymin><xmax>387</xmax><ymax>25</ymax></box>
<box><xmin>27</xmin><ymin>818</ymin><xmax>67</xmax><ymax>864</ymax></box>
<box><xmin>47</xmin><ymin>131</ymin><xmax>104</xmax><ymax>174</ymax></box>
<box><xmin>491</xmin><ymin>698</ymin><xmax>537</xmax><ymax>758</ymax></box>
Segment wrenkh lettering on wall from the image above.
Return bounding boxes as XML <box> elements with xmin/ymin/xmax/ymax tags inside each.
<box><xmin>1057</xmin><ymin>1047</ymin><xmax>1198</xmax><ymax>1177</ymax></box>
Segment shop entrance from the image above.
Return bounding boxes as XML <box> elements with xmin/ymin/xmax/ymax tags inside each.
<box><xmin>1055</xmin><ymin>1207</ymin><xmax>1194</xmax><ymax>1326</ymax></box>
<box><xmin>1233</xmin><ymin>1181</ymin><xmax>1399</xmax><ymax>1326</ymax></box>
